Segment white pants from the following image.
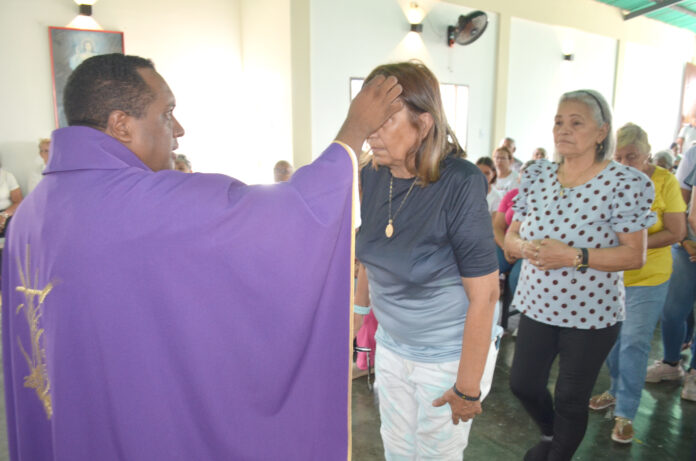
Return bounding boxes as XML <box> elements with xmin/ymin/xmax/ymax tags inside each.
<box><xmin>375</xmin><ymin>340</ymin><xmax>499</xmax><ymax>461</ymax></box>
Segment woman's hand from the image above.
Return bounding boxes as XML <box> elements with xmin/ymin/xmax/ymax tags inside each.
<box><xmin>519</xmin><ymin>239</ymin><xmax>541</xmax><ymax>260</ymax></box>
<box><xmin>432</xmin><ymin>388</ymin><xmax>482</xmax><ymax>424</ymax></box>
<box><xmin>683</xmin><ymin>240</ymin><xmax>696</xmax><ymax>262</ymax></box>
<box><xmin>503</xmin><ymin>251</ymin><xmax>518</xmax><ymax>264</ymax></box>
<box><xmin>528</xmin><ymin>238</ymin><xmax>576</xmax><ymax>271</ymax></box>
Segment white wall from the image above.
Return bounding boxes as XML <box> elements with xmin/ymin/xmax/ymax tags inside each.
<box><xmin>0</xmin><ymin>0</ymin><xmax>294</xmax><ymax>190</ymax></box>
<box><xmin>309</xmin><ymin>0</ymin><xmax>498</xmax><ymax>160</ymax></box>
<box><xmin>0</xmin><ymin>0</ymin><xmax>73</xmax><ymax>194</ymax></box>
<box><xmin>98</xmin><ymin>0</ymin><xmax>245</xmax><ymax>179</ymax></box>
<box><xmin>2</xmin><ymin>0</ymin><xmax>694</xmax><ymax>189</ymax></box>
<box><xmin>614</xmin><ymin>41</ymin><xmax>692</xmax><ymax>151</ymax></box>
<box><xmin>505</xmin><ymin>17</ymin><xmax>617</xmax><ymax>162</ymax></box>
<box><xmin>240</xmin><ymin>0</ymin><xmax>293</xmax><ymax>183</ymax></box>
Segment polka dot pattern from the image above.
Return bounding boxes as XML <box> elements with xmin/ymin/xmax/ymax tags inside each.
<box><xmin>510</xmin><ymin>160</ymin><xmax>656</xmax><ymax>329</ymax></box>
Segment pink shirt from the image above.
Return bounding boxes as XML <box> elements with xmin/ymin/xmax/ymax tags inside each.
<box><xmin>497</xmin><ymin>188</ymin><xmax>519</xmax><ymax>227</ymax></box>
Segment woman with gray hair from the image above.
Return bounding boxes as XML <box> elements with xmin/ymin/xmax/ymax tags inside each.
<box><xmin>589</xmin><ymin>123</ymin><xmax>685</xmax><ymax>443</ymax></box>
<box><xmin>652</xmin><ymin>149</ymin><xmax>675</xmax><ymax>171</ymax></box>
<box><xmin>174</xmin><ymin>153</ymin><xmax>192</xmax><ymax>173</ymax></box>
<box><xmin>505</xmin><ymin>90</ymin><xmax>655</xmax><ymax>460</ymax></box>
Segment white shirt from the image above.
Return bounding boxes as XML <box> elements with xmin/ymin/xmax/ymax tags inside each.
<box><xmin>494</xmin><ymin>170</ymin><xmax>519</xmax><ymax>195</ymax></box>
<box><xmin>27</xmin><ymin>162</ymin><xmax>46</xmax><ymax>195</ymax></box>
<box><xmin>676</xmin><ymin>144</ymin><xmax>696</xmax><ymax>191</ymax></box>
<box><xmin>678</xmin><ymin>125</ymin><xmax>696</xmax><ymax>151</ymax></box>
<box><xmin>486</xmin><ymin>187</ymin><xmax>503</xmax><ymax>215</ymax></box>
<box><xmin>0</xmin><ymin>169</ymin><xmax>20</xmax><ymax>210</ymax></box>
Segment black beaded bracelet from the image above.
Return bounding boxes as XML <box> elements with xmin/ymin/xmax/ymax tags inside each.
<box><xmin>452</xmin><ymin>384</ymin><xmax>481</xmax><ymax>402</ymax></box>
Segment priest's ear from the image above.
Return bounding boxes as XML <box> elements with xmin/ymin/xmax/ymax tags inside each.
<box><xmin>104</xmin><ymin>110</ymin><xmax>134</xmax><ymax>143</ymax></box>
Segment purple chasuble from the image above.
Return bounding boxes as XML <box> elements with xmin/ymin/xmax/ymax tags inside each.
<box><xmin>2</xmin><ymin>126</ymin><xmax>355</xmax><ymax>460</ymax></box>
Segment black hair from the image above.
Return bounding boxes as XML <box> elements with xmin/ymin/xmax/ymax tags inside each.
<box><xmin>475</xmin><ymin>156</ymin><xmax>497</xmax><ymax>184</ymax></box>
<box><xmin>63</xmin><ymin>53</ymin><xmax>156</xmax><ymax>130</ymax></box>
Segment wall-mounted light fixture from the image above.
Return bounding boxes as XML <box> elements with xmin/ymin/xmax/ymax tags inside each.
<box><xmin>562</xmin><ymin>53</ymin><xmax>575</xmax><ymax>61</ymax></box>
<box><xmin>407</xmin><ymin>2</ymin><xmax>424</xmax><ymax>33</ymax></box>
<box><xmin>68</xmin><ymin>0</ymin><xmax>102</xmax><ymax>30</ymax></box>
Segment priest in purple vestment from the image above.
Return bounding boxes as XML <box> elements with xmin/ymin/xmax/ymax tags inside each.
<box><xmin>1</xmin><ymin>54</ymin><xmax>402</xmax><ymax>461</ymax></box>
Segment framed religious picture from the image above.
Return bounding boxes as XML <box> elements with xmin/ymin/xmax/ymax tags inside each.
<box><xmin>49</xmin><ymin>27</ymin><xmax>124</xmax><ymax>128</ymax></box>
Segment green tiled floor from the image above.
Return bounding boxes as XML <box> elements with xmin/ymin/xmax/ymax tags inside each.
<box><xmin>352</xmin><ymin>328</ymin><xmax>696</xmax><ymax>460</ymax></box>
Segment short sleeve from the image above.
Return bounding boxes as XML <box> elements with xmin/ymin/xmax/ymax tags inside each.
<box><xmin>684</xmin><ymin>163</ymin><xmax>696</xmax><ymax>190</ymax></box>
<box><xmin>663</xmin><ymin>171</ymin><xmax>687</xmax><ymax>213</ymax></box>
<box><xmin>610</xmin><ymin>167</ymin><xmax>657</xmax><ymax>233</ymax></box>
<box><xmin>5</xmin><ymin>171</ymin><xmax>19</xmax><ymax>191</ymax></box>
<box><xmin>511</xmin><ymin>160</ymin><xmax>545</xmax><ymax>222</ymax></box>
<box><xmin>446</xmin><ymin>170</ymin><xmax>497</xmax><ymax>278</ymax></box>
<box><xmin>498</xmin><ymin>188</ymin><xmax>517</xmax><ymax>213</ymax></box>
<box><xmin>676</xmin><ymin>145</ymin><xmax>696</xmax><ymax>190</ymax></box>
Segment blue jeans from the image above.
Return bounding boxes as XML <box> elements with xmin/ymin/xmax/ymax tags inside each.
<box><xmin>606</xmin><ymin>281</ymin><xmax>670</xmax><ymax>420</ymax></box>
<box><xmin>496</xmin><ymin>246</ymin><xmax>522</xmax><ymax>296</ymax></box>
<box><xmin>661</xmin><ymin>245</ymin><xmax>696</xmax><ymax>369</ymax></box>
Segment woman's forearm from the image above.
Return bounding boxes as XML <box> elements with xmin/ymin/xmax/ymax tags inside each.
<box><xmin>355</xmin><ymin>263</ymin><xmax>370</xmax><ymax>306</ymax></box>
<box><xmin>3</xmin><ymin>203</ymin><xmax>19</xmax><ymax>215</ymax></box>
<box><xmin>649</xmin><ymin>212</ymin><xmax>686</xmax><ymax>248</ymax></box>
<box><xmin>506</xmin><ymin>221</ymin><xmax>645</xmax><ymax>271</ymax></box>
<box><xmin>503</xmin><ymin>227</ymin><xmax>526</xmax><ymax>259</ymax></box>
<box><xmin>584</xmin><ymin>245</ymin><xmax>644</xmax><ymax>271</ymax></box>
<box><xmin>492</xmin><ymin>213</ymin><xmax>506</xmax><ymax>248</ymax></box>
<box><xmin>457</xmin><ymin>273</ymin><xmax>498</xmax><ymax>396</ymax></box>
<box><xmin>353</xmin><ymin>262</ymin><xmax>370</xmax><ymax>334</ymax></box>
<box><xmin>647</xmin><ymin>229</ymin><xmax>683</xmax><ymax>249</ymax></box>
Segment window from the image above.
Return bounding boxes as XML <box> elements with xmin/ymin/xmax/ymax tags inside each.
<box><xmin>350</xmin><ymin>78</ymin><xmax>469</xmax><ymax>150</ymax></box>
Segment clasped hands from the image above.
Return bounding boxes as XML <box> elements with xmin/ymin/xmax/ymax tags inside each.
<box><xmin>520</xmin><ymin>238</ymin><xmax>574</xmax><ymax>271</ymax></box>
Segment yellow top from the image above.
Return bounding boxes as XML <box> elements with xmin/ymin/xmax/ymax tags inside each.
<box><xmin>625</xmin><ymin>166</ymin><xmax>686</xmax><ymax>286</ymax></box>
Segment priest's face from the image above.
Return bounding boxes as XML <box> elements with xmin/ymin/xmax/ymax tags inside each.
<box><xmin>128</xmin><ymin>69</ymin><xmax>185</xmax><ymax>171</ymax></box>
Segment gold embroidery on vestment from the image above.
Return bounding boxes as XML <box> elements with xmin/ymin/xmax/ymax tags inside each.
<box><xmin>15</xmin><ymin>244</ymin><xmax>53</xmax><ymax>419</ymax></box>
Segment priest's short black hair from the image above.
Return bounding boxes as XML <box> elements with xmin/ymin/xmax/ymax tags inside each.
<box><xmin>64</xmin><ymin>53</ymin><xmax>156</xmax><ymax>130</ymax></box>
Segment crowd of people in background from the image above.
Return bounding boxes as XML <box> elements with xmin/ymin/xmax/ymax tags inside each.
<box><xmin>2</xmin><ymin>56</ymin><xmax>695</xmax><ymax>461</ymax></box>
<box><xmin>350</xmin><ymin>64</ymin><xmax>696</xmax><ymax>460</ymax></box>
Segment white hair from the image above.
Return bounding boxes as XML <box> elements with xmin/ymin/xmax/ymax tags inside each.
<box><xmin>652</xmin><ymin>150</ymin><xmax>674</xmax><ymax>170</ymax></box>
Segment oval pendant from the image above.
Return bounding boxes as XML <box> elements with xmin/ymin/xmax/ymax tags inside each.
<box><xmin>385</xmin><ymin>223</ymin><xmax>394</xmax><ymax>238</ymax></box>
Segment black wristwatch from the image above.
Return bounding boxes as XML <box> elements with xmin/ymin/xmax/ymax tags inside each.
<box><xmin>576</xmin><ymin>248</ymin><xmax>589</xmax><ymax>273</ymax></box>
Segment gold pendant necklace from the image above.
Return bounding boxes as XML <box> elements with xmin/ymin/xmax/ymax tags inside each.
<box><xmin>386</xmin><ymin>174</ymin><xmax>417</xmax><ymax>238</ymax></box>
<box><xmin>558</xmin><ymin>161</ymin><xmax>600</xmax><ymax>197</ymax></box>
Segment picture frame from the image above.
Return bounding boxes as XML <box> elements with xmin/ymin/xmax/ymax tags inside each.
<box><xmin>49</xmin><ymin>27</ymin><xmax>124</xmax><ymax>128</ymax></box>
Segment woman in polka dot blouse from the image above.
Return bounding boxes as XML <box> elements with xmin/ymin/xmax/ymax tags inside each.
<box><xmin>504</xmin><ymin>89</ymin><xmax>656</xmax><ymax>461</ymax></box>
